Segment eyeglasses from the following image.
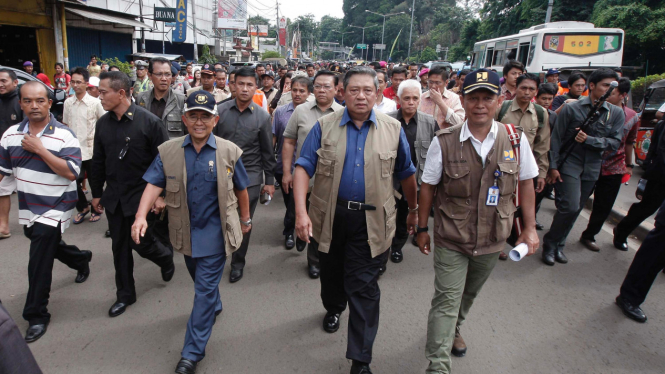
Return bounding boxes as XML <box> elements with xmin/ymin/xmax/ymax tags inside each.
<box><xmin>313</xmin><ymin>84</ymin><xmax>334</xmax><ymax>91</ymax></box>
<box><xmin>71</xmin><ymin>80</ymin><xmax>86</xmax><ymax>86</ymax></box>
<box><xmin>464</xmin><ymin>97</ymin><xmax>497</xmax><ymax>106</ymax></box>
<box><xmin>152</xmin><ymin>73</ymin><xmax>172</xmax><ymax>79</ymax></box>
<box><xmin>119</xmin><ymin>137</ymin><xmax>130</xmax><ymax>160</ymax></box>
<box><xmin>427</xmin><ymin>80</ymin><xmax>444</xmax><ymax>86</ymax></box>
<box><xmin>185</xmin><ymin>114</ymin><xmax>214</xmax><ymax>123</ymax></box>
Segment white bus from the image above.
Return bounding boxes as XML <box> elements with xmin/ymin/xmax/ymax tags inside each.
<box><xmin>470</xmin><ymin>22</ymin><xmax>624</xmax><ymax>78</ymax></box>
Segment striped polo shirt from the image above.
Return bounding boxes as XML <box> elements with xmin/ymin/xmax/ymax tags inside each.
<box><xmin>0</xmin><ymin>114</ymin><xmax>82</xmax><ymax>232</ymax></box>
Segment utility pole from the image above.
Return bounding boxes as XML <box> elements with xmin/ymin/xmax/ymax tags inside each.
<box><xmin>545</xmin><ymin>0</ymin><xmax>554</xmax><ymax>23</ymax></box>
<box><xmin>407</xmin><ymin>0</ymin><xmax>415</xmax><ymax>60</ymax></box>
<box><xmin>365</xmin><ymin>10</ymin><xmax>404</xmax><ymax>61</ymax></box>
<box><xmin>275</xmin><ymin>1</ymin><xmax>280</xmax><ymax>55</ymax></box>
<box><xmin>213</xmin><ymin>0</ymin><xmax>220</xmax><ymax>56</ymax></box>
<box><xmin>139</xmin><ymin>0</ymin><xmax>146</xmax><ymax>52</ymax></box>
<box><xmin>349</xmin><ymin>25</ymin><xmax>378</xmax><ymax>61</ymax></box>
<box><xmin>192</xmin><ymin>0</ymin><xmax>198</xmax><ymax>60</ymax></box>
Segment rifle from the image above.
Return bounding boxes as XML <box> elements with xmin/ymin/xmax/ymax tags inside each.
<box><xmin>556</xmin><ymin>81</ymin><xmax>619</xmax><ymax>170</ymax></box>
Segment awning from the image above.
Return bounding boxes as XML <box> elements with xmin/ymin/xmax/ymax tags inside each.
<box><xmin>65</xmin><ymin>7</ymin><xmax>154</xmax><ymax>31</ymax></box>
<box><xmin>131</xmin><ymin>53</ymin><xmax>185</xmax><ymax>61</ymax></box>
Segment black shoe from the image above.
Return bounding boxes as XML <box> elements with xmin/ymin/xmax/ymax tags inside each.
<box><xmin>285</xmin><ymin>234</ymin><xmax>295</xmax><ymax>250</ymax></box>
<box><xmin>109</xmin><ymin>301</ymin><xmax>130</xmax><ymax>317</ymax></box>
<box><xmin>105</xmin><ymin>230</ymin><xmax>111</xmax><ymax>238</ymax></box>
<box><xmin>175</xmin><ymin>358</ymin><xmax>198</xmax><ymax>374</ymax></box>
<box><xmin>296</xmin><ymin>238</ymin><xmax>306</xmax><ymax>252</ymax></box>
<box><xmin>616</xmin><ymin>295</ymin><xmax>647</xmax><ymax>323</ymax></box>
<box><xmin>351</xmin><ymin>361</ymin><xmax>373</xmax><ymax>374</ymax></box>
<box><xmin>535</xmin><ymin>221</ymin><xmax>544</xmax><ymax>230</ymax></box>
<box><xmin>498</xmin><ymin>251</ymin><xmax>509</xmax><ymax>261</ymax></box>
<box><xmin>613</xmin><ymin>229</ymin><xmax>629</xmax><ymax>251</ymax></box>
<box><xmin>161</xmin><ymin>262</ymin><xmax>175</xmax><ymax>282</ymax></box>
<box><xmin>308</xmin><ymin>265</ymin><xmax>320</xmax><ymax>279</ymax></box>
<box><xmin>323</xmin><ymin>312</ymin><xmax>340</xmax><ymax>333</ymax></box>
<box><xmin>229</xmin><ymin>269</ymin><xmax>243</xmax><ymax>283</ymax></box>
<box><xmin>546</xmin><ymin>191</ymin><xmax>555</xmax><ymax>200</ymax></box>
<box><xmin>378</xmin><ymin>265</ymin><xmax>386</xmax><ymax>276</ymax></box>
<box><xmin>390</xmin><ymin>248</ymin><xmax>403</xmax><ymax>263</ymax></box>
<box><xmin>542</xmin><ymin>248</ymin><xmax>555</xmax><ymax>266</ymax></box>
<box><xmin>554</xmin><ymin>248</ymin><xmax>568</xmax><ymax>264</ymax></box>
<box><xmin>75</xmin><ymin>250</ymin><xmax>93</xmax><ymax>283</ymax></box>
<box><xmin>25</xmin><ymin>323</ymin><xmax>48</xmax><ymax>343</ymax></box>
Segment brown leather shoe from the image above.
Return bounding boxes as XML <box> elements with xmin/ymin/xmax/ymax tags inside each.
<box><xmin>498</xmin><ymin>251</ymin><xmax>508</xmax><ymax>261</ymax></box>
<box><xmin>451</xmin><ymin>328</ymin><xmax>467</xmax><ymax>357</ymax></box>
<box><xmin>580</xmin><ymin>238</ymin><xmax>600</xmax><ymax>252</ymax></box>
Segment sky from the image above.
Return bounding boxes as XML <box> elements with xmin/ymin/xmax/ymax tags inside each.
<box><xmin>245</xmin><ymin>0</ymin><xmax>345</xmax><ymax>23</ymax></box>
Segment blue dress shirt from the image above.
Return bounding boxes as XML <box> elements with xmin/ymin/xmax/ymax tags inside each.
<box><xmin>295</xmin><ymin>108</ymin><xmax>415</xmax><ymax>202</ymax></box>
<box><xmin>143</xmin><ymin>134</ymin><xmax>249</xmax><ymax>258</ymax></box>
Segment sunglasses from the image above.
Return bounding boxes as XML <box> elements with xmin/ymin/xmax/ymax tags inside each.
<box><xmin>119</xmin><ymin>137</ymin><xmax>130</xmax><ymax>160</ymax></box>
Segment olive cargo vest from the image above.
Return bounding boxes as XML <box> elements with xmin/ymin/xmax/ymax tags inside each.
<box><xmin>309</xmin><ymin>110</ymin><xmax>402</xmax><ymax>258</ymax></box>
<box><xmin>159</xmin><ymin>136</ymin><xmax>244</xmax><ymax>257</ymax></box>
<box><xmin>433</xmin><ymin>123</ymin><xmax>521</xmax><ymax>256</ymax></box>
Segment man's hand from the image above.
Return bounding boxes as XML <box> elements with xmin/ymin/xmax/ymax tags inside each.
<box><xmin>261</xmin><ymin>184</ymin><xmax>275</xmax><ymax>198</ymax></box>
<box><xmin>240</xmin><ymin>218</ymin><xmax>252</xmax><ymax>234</ymax></box>
<box><xmin>295</xmin><ymin>212</ymin><xmax>312</xmax><ymax>243</ymax></box>
<box><xmin>546</xmin><ymin>169</ymin><xmax>563</xmax><ymax>185</ymax></box>
<box><xmin>429</xmin><ymin>86</ymin><xmax>444</xmax><ymax>106</ymax></box>
<box><xmin>515</xmin><ymin>227</ymin><xmax>540</xmax><ymax>256</ymax></box>
<box><xmin>535</xmin><ymin>177</ymin><xmax>546</xmax><ymax>193</ymax></box>
<box><xmin>91</xmin><ymin>198</ymin><xmax>104</xmax><ymax>214</ymax></box>
<box><xmin>21</xmin><ymin>134</ymin><xmax>45</xmax><ymax>155</ymax></box>
<box><xmin>406</xmin><ymin>211</ymin><xmax>417</xmax><ymax>235</ymax></box>
<box><xmin>564</xmin><ymin>98</ymin><xmax>577</xmax><ymax>104</ymax></box>
<box><xmin>131</xmin><ymin>217</ymin><xmax>148</xmax><ymax>244</ymax></box>
<box><xmin>417</xmin><ymin>232</ymin><xmax>431</xmax><ymax>255</ymax></box>
<box><xmin>575</xmin><ymin>128</ymin><xmax>587</xmax><ymax>143</ymax></box>
<box><xmin>281</xmin><ymin>173</ymin><xmax>293</xmax><ymax>194</ymax></box>
<box><xmin>151</xmin><ymin>197</ymin><xmax>166</xmax><ymax>214</ymax></box>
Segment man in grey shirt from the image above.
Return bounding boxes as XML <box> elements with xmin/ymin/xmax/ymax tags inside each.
<box><xmin>543</xmin><ymin>69</ymin><xmax>624</xmax><ymax>266</ymax></box>
<box><xmin>212</xmin><ymin>67</ymin><xmax>275</xmax><ymax>283</ymax></box>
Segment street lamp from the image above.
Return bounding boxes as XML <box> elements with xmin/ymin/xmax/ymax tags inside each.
<box><xmin>332</xmin><ymin>30</ymin><xmax>354</xmax><ymax>60</ymax></box>
<box><xmin>365</xmin><ymin>10</ymin><xmax>404</xmax><ymax>61</ymax></box>
<box><xmin>349</xmin><ymin>24</ymin><xmax>380</xmax><ymax>61</ymax></box>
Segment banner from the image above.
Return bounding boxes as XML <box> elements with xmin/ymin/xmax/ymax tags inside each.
<box><xmin>279</xmin><ymin>16</ymin><xmax>286</xmax><ymax>47</ymax></box>
<box><xmin>249</xmin><ymin>25</ymin><xmax>268</xmax><ymax>36</ymax></box>
<box><xmin>543</xmin><ymin>34</ymin><xmax>621</xmax><ymax>56</ymax></box>
<box><xmin>173</xmin><ymin>0</ymin><xmax>187</xmax><ymax>42</ymax></box>
<box><xmin>217</xmin><ymin>0</ymin><xmax>247</xmax><ymax>30</ymax></box>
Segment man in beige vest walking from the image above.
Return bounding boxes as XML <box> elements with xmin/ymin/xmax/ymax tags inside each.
<box><xmin>293</xmin><ymin>67</ymin><xmax>419</xmax><ymax>374</ymax></box>
<box><xmin>132</xmin><ymin>91</ymin><xmax>251</xmax><ymax>374</ymax></box>
<box><xmin>416</xmin><ymin>69</ymin><xmax>540</xmax><ymax>374</ymax></box>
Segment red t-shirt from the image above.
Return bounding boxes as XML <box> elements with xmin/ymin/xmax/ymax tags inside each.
<box><xmin>54</xmin><ymin>73</ymin><xmax>71</xmax><ymax>90</ymax></box>
<box><xmin>383</xmin><ymin>86</ymin><xmax>400</xmax><ymax>108</ymax></box>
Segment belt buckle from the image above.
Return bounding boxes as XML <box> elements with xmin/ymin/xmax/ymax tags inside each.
<box><xmin>347</xmin><ymin>201</ymin><xmax>361</xmax><ymax>211</ymax></box>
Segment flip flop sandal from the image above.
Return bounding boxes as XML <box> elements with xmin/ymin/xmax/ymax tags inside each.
<box><xmin>0</xmin><ymin>232</ymin><xmax>10</xmax><ymax>239</ymax></box>
<box><xmin>73</xmin><ymin>210</ymin><xmax>91</xmax><ymax>224</ymax></box>
<box><xmin>89</xmin><ymin>212</ymin><xmax>103</xmax><ymax>223</ymax></box>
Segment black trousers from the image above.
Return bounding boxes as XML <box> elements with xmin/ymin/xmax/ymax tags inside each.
<box><xmin>615</xmin><ymin>179</ymin><xmax>665</xmax><ymax>242</ymax></box>
<box><xmin>535</xmin><ymin>181</ymin><xmax>554</xmax><ymax>214</ymax></box>
<box><xmin>107</xmin><ymin>205</ymin><xmax>173</xmax><ymax>304</ymax></box>
<box><xmin>22</xmin><ymin>222</ymin><xmax>89</xmax><ymax>325</ymax></box>
<box><xmin>0</xmin><ymin>302</ymin><xmax>43</xmax><ymax>373</ymax></box>
<box><xmin>582</xmin><ymin>174</ymin><xmax>623</xmax><ymax>241</ymax></box>
<box><xmin>76</xmin><ymin>160</ymin><xmax>92</xmax><ymax>212</ymax></box>
<box><xmin>319</xmin><ymin>203</ymin><xmax>389</xmax><ymax>364</ymax></box>
<box><xmin>381</xmin><ymin>195</ymin><xmax>409</xmax><ymax>267</ymax></box>
<box><xmin>619</xmin><ymin>198</ymin><xmax>665</xmax><ymax>306</ymax></box>
<box><xmin>231</xmin><ymin>185</ymin><xmax>260</xmax><ymax>271</ymax></box>
<box><xmin>275</xmin><ymin>173</ymin><xmax>295</xmax><ymax>236</ymax></box>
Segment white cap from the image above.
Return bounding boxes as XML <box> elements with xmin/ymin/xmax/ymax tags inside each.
<box><xmin>88</xmin><ymin>77</ymin><xmax>100</xmax><ymax>87</ymax></box>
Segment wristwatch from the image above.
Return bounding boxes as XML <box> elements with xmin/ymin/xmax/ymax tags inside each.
<box><xmin>240</xmin><ymin>218</ymin><xmax>252</xmax><ymax>226</ymax></box>
<box><xmin>416</xmin><ymin>225</ymin><xmax>429</xmax><ymax>234</ymax></box>
<box><xmin>409</xmin><ymin>204</ymin><xmax>419</xmax><ymax>213</ymax></box>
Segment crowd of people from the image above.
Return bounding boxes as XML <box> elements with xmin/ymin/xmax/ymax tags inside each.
<box><xmin>1</xmin><ymin>53</ymin><xmax>664</xmax><ymax>374</ymax></box>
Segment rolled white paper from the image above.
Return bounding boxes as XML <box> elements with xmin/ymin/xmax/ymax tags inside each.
<box><xmin>509</xmin><ymin>243</ymin><xmax>529</xmax><ymax>261</ymax></box>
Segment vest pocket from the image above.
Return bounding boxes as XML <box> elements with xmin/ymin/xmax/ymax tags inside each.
<box><xmin>492</xmin><ymin>197</ymin><xmax>518</xmax><ymax>242</ymax></box>
<box><xmin>497</xmin><ymin>162</ymin><xmax>519</xmax><ymax>196</ymax></box>
<box><xmin>165</xmin><ymin>180</ymin><xmax>181</xmax><ymax>208</ymax></box>
<box><xmin>315</xmin><ymin>149</ymin><xmax>335</xmax><ymax>177</ymax></box>
<box><xmin>380</xmin><ymin>151</ymin><xmax>397</xmax><ymax>178</ymax></box>
<box><xmin>226</xmin><ymin>220</ymin><xmax>243</xmax><ymax>250</ymax></box>
<box><xmin>308</xmin><ymin>193</ymin><xmax>328</xmax><ymax>240</ymax></box>
<box><xmin>384</xmin><ymin>197</ymin><xmax>397</xmax><ymax>239</ymax></box>
<box><xmin>439</xmin><ymin>200</ymin><xmax>471</xmax><ymax>243</ymax></box>
<box><xmin>169</xmin><ymin>216</ymin><xmax>183</xmax><ymax>249</ymax></box>
<box><xmin>443</xmin><ymin>165</ymin><xmax>471</xmax><ymax>197</ymax></box>
<box><xmin>166</xmin><ymin>113</ymin><xmax>181</xmax><ymax>132</ymax></box>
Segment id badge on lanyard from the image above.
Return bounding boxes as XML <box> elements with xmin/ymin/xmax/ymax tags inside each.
<box><xmin>486</xmin><ymin>169</ymin><xmax>501</xmax><ymax>206</ymax></box>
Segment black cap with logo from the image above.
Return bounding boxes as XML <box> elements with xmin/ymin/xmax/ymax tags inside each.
<box><xmin>462</xmin><ymin>68</ymin><xmax>501</xmax><ymax>95</ymax></box>
<box><xmin>184</xmin><ymin>90</ymin><xmax>217</xmax><ymax>114</ymax></box>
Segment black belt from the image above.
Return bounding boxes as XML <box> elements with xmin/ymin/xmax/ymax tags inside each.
<box><xmin>337</xmin><ymin>198</ymin><xmax>376</xmax><ymax>211</ymax></box>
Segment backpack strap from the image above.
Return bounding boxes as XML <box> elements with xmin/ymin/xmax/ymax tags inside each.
<box><xmin>533</xmin><ymin>103</ymin><xmax>545</xmax><ymax>128</ymax></box>
<box><xmin>502</xmin><ymin>122</ymin><xmax>523</xmax><ymax>236</ymax></box>
<box><xmin>498</xmin><ymin>100</ymin><xmax>512</xmax><ymax>123</ymax></box>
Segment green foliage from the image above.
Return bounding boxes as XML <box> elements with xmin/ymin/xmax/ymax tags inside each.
<box><xmin>198</xmin><ymin>45</ymin><xmax>216</xmax><ymax>65</ymax></box>
<box><xmin>100</xmin><ymin>57</ymin><xmax>132</xmax><ymax>75</ymax></box>
<box><xmin>630</xmin><ymin>73</ymin><xmax>665</xmax><ymax>104</ymax></box>
<box><xmin>262</xmin><ymin>51</ymin><xmax>284</xmax><ymax>59</ymax></box>
<box><xmin>321</xmin><ymin>50</ymin><xmax>336</xmax><ymax>60</ymax></box>
<box><xmin>420</xmin><ymin>47</ymin><xmax>438</xmax><ymax>63</ymax></box>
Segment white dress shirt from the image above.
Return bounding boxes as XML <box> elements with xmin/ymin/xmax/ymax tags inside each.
<box><xmin>62</xmin><ymin>93</ymin><xmax>105</xmax><ymax>161</ymax></box>
<box><xmin>374</xmin><ymin>96</ymin><xmax>397</xmax><ymax>114</ymax></box>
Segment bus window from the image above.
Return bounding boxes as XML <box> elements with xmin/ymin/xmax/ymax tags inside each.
<box><xmin>471</xmin><ymin>52</ymin><xmax>481</xmax><ymax>69</ymax></box>
<box><xmin>528</xmin><ymin>36</ymin><xmax>537</xmax><ymax>66</ymax></box>
<box><xmin>492</xmin><ymin>50</ymin><xmax>504</xmax><ymax>66</ymax></box>
<box><xmin>505</xmin><ymin>40</ymin><xmax>519</xmax><ymax>61</ymax></box>
<box><xmin>485</xmin><ymin>48</ymin><xmax>494</xmax><ymax>67</ymax></box>
<box><xmin>517</xmin><ymin>43</ymin><xmax>530</xmax><ymax>66</ymax></box>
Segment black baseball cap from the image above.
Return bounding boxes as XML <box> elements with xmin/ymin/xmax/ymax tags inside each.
<box><xmin>462</xmin><ymin>68</ymin><xmax>501</xmax><ymax>95</ymax></box>
<box><xmin>200</xmin><ymin>64</ymin><xmax>214</xmax><ymax>75</ymax></box>
<box><xmin>184</xmin><ymin>90</ymin><xmax>217</xmax><ymax>115</ymax></box>
<box><xmin>260</xmin><ymin>73</ymin><xmax>274</xmax><ymax>80</ymax></box>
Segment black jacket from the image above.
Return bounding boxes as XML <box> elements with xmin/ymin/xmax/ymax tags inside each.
<box><xmin>644</xmin><ymin>120</ymin><xmax>665</xmax><ymax>183</ymax></box>
<box><xmin>0</xmin><ymin>89</ymin><xmax>23</xmax><ymax>136</ymax></box>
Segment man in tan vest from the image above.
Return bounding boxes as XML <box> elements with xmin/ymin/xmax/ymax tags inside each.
<box><xmin>416</xmin><ymin>69</ymin><xmax>540</xmax><ymax>374</ymax></box>
<box><xmin>293</xmin><ymin>67</ymin><xmax>419</xmax><ymax>374</ymax></box>
<box><xmin>131</xmin><ymin>91</ymin><xmax>251</xmax><ymax>374</ymax></box>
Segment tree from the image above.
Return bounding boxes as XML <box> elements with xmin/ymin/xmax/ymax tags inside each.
<box><xmin>198</xmin><ymin>45</ymin><xmax>216</xmax><ymax>64</ymax></box>
<box><xmin>262</xmin><ymin>51</ymin><xmax>284</xmax><ymax>59</ymax></box>
<box><xmin>420</xmin><ymin>47</ymin><xmax>439</xmax><ymax>63</ymax></box>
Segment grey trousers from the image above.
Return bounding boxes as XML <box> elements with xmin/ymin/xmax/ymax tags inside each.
<box><xmin>543</xmin><ymin>177</ymin><xmax>596</xmax><ymax>252</ymax></box>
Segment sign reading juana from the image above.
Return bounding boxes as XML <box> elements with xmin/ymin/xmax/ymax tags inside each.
<box><xmin>154</xmin><ymin>7</ymin><xmax>176</xmax><ymax>22</ymax></box>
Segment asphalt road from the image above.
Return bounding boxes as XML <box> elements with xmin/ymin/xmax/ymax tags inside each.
<box><xmin>1</xmin><ymin>190</ymin><xmax>664</xmax><ymax>374</ymax></box>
